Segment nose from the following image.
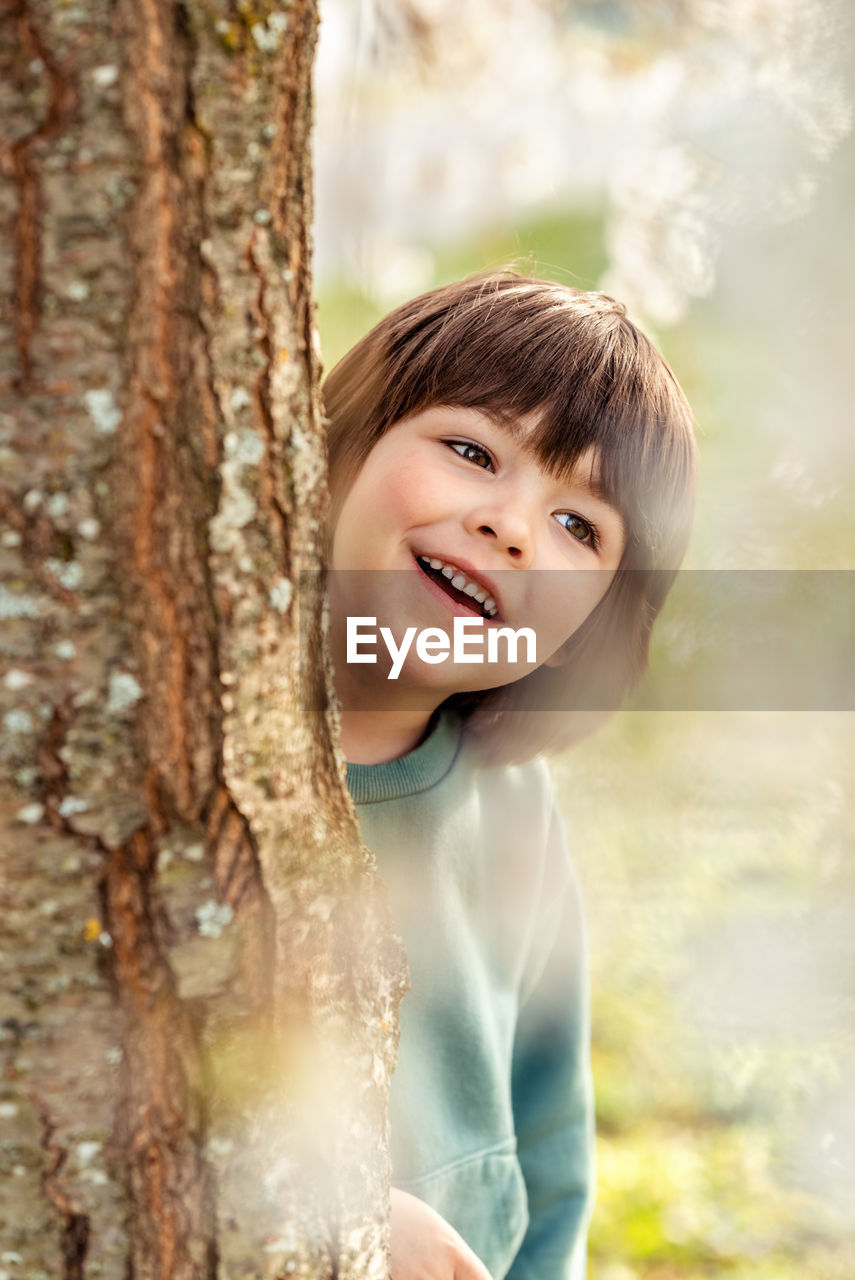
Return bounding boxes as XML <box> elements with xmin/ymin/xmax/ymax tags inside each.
<box><xmin>464</xmin><ymin>500</ymin><xmax>535</xmax><ymax>568</ymax></box>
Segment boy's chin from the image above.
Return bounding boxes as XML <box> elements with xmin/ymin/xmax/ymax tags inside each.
<box><xmin>392</xmin><ymin>661</ymin><xmax>538</xmax><ymax>696</ymax></box>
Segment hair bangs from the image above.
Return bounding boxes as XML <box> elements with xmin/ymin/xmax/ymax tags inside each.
<box><xmin>522</xmin><ymin>316</ymin><xmax>695</xmax><ymax>569</ymax></box>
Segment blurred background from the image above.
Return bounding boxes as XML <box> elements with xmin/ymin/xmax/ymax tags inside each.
<box><xmin>313</xmin><ymin>2</ymin><xmax>855</xmax><ymax>1275</ymax></box>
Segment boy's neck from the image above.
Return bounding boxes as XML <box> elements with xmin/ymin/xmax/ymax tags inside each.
<box><xmin>338</xmin><ymin>706</ymin><xmax>437</xmax><ymax>765</ymax></box>
<box><xmin>331</xmin><ymin>627</ymin><xmax>443</xmax><ymax>764</ymax></box>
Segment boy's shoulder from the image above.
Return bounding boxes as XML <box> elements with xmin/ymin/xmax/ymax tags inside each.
<box><xmin>460</xmin><ymin>727</ymin><xmax>557</xmax><ymax>817</ymax></box>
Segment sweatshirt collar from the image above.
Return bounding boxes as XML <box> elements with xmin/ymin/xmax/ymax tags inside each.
<box><xmin>345</xmin><ymin>710</ymin><xmax>463</xmax><ymax>804</ymax></box>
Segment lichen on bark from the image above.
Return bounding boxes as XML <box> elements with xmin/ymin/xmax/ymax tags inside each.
<box><xmin>1</xmin><ymin>0</ymin><xmax>407</xmax><ymax>1275</ymax></box>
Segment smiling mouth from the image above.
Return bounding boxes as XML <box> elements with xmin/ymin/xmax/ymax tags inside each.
<box><xmin>415</xmin><ymin>555</ymin><xmax>500</xmax><ymax>621</ymax></box>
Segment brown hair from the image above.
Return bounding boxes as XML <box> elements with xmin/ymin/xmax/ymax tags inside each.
<box><xmin>322</xmin><ymin>271</ymin><xmax>697</xmax><ymax>762</ymax></box>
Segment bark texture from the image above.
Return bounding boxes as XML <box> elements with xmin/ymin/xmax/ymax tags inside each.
<box><xmin>0</xmin><ymin>1</ymin><xmax>407</xmax><ymax>1276</ymax></box>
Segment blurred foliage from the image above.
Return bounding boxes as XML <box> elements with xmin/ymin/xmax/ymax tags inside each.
<box><xmin>316</xmin><ymin>208</ymin><xmax>606</xmax><ymax>371</ymax></box>
<box><xmin>554</xmin><ymin>710</ymin><xmax>855</xmax><ymax>1279</ymax></box>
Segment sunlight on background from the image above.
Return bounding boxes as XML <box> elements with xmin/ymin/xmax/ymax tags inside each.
<box><xmin>314</xmin><ymin>2</ymin><xmax>855</xmax><ymax>1274</ymax></box>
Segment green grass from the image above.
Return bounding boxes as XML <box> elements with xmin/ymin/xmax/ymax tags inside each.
<box><xmin>553</xmin><ymin>711</ymin><xmax>855</xmax><ymax>1278</ymax></box>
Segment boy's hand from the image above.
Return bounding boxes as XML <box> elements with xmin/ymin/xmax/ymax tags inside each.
<box><xmin>390</xmin><ymin>1187</ymin><xmax>493</xmax><ymax>1280</ymax></box>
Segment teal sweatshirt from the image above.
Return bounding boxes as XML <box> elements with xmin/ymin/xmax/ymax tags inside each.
<box><xmin>347</xmin><ymin>712</ymin><xmax>595</xmax><ymax>1280</ymax></box>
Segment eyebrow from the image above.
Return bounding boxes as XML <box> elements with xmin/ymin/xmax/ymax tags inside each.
<box><xmin>563</xmin><ymin>469</ymin><xmax>620</xmax><ymax>512</ymax></box>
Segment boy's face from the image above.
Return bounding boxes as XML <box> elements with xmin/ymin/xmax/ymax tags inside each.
<box><xmin>329</xmin><ymin>406</ymin><xmax>627</xmax><ymax>696</ymax></box>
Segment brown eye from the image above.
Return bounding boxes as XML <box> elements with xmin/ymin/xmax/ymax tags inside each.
<box><xmin>555</xmin><ymin>512</ymin><xmax>597</xmax><ymax>545</ymax></box>
<box><xmin>447</xmin><ymin>440</ymin><xmax>494</xmax><ymax>470</ymax></box>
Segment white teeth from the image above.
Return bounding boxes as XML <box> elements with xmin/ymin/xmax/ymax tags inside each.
<box><xmin>420</xmin><ymin>555</ymin><xmax>498</xmax><ymax>617</ymax></box>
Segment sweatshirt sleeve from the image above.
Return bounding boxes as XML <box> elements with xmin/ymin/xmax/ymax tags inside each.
<box><xmin>506</xmin><ymin>800</ymin><xmax>595</xmax><ymax>1280</ymax></box>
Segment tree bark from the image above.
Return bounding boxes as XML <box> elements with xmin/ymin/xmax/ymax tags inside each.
<box><xmin>0</xmin><ymin>1</ymin><xmax>407</xmax><ymax>1276</ymax></box>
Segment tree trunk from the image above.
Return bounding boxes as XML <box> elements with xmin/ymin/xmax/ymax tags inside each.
<box><xmin>0</xmin><ymin>1</ymin><xmax>407</xmax><ymax>1276</ymax></box>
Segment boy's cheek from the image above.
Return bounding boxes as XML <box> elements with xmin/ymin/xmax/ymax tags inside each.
<box><xmin>543</xmin><ymin>570</ymin><xmax>616</xmax><ymax>637</ymax></box>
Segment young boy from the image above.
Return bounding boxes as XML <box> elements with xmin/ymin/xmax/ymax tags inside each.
<box><xmin>322</xmin><ymin>273</ymin><xmax>696</xmax><ymax>1279</ymax></box>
